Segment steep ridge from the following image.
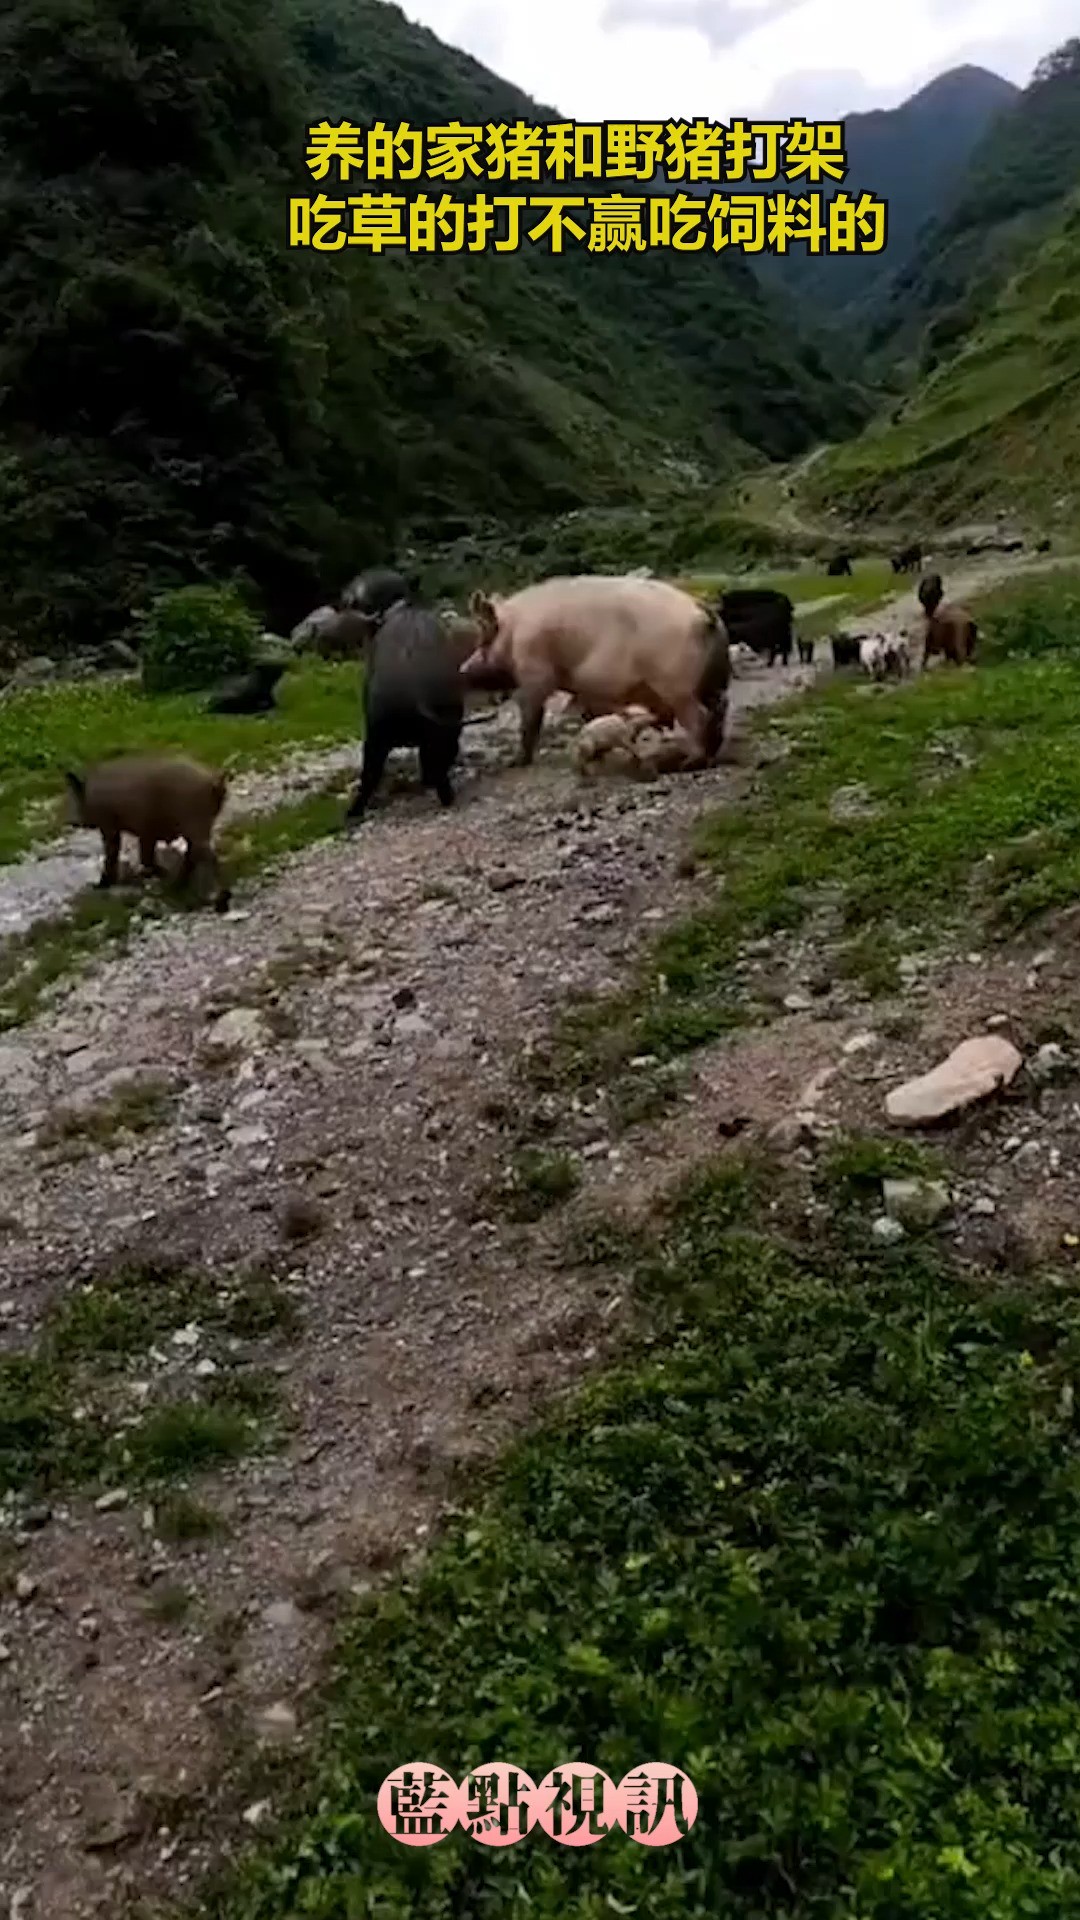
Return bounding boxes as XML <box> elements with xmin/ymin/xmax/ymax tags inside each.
<box><xmin>751</xmin><ymin>64</ymin><xmax>1018</xmax><ymax>327</ymax></box>
<box><xmin>864</xmin><ymin>38</ymin><xmax>1080</xmax><ymax>374</ymax></box>
<box><xmin>804</xmin><ymin>190</ymin><xmax>1080</xmax><ymax>525</ymax></box>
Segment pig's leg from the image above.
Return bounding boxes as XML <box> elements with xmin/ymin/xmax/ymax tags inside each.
<box><xmin>516</xmin><ymin>688</ymin><xmax>547</xmax><ymax>767</ymax></box>
<box><xmin>97</xmin><ymin>830</ymin><xmax>121</xmax><ymax>890</ymax></box>
<box><xmin>345</xmin><ymin>727</ymin><xmax>391</xmax><ymax>824</ymax></box>
<box><xmin>703</xmin><ymin>690</ymin><xmax>729</xmax><ymax>764</ymax></box>
<box><xmin>671</xmin><ymin>696</ymin><xmax>711</xmax><ymax>769</ymax></box>
<box><xmin>418</xmin><ymin>728</ymin><xmax>457</xmax><ymax>808</ymax></box>
<box><xmin>139</xmin><ymin>835</ymin><xmax>160</xmax><ymax>879</ymax></box>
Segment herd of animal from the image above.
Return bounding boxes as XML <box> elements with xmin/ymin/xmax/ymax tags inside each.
<box><xmin>61</xmin><ymin>555</ymin><xmax>981</xmax><ymax>914</ymax></box>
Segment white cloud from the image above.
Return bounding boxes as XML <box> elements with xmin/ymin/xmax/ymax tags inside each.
<box><xmin>399</xmin><ymin>0</ymin><xmax>1074</xmax><ymax>119</ymax></box>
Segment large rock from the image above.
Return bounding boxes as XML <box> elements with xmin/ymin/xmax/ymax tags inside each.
<box><xmin>202</xmin><ymin>1007</ymin><xmax>269</xmax><ymax>1061</ymax></box>
<box><xmin>885</xmin><ymin>1035</ymin><xmax>1022</xmax><ymax>1126</ymax></box>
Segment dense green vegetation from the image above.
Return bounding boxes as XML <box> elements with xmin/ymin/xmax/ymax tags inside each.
<box><xmin>0</xmin><ymin>0</ymin><xmax>871</xmax><ymax>662</ymax></box>
<box><xmin>806</xmin><ymin>193</ymin><xmax>1080</xmax><ymax>524</ymax></box>
<box><xmin>865</xmin><ymin>39</ymin><xmax>1080</xmax><ymax>374</ymax></box>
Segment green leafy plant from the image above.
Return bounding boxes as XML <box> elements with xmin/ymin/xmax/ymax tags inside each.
<box><xmin>136</xmin><ymin>584</ymin><xmax>259</xmax><ymax>695</ymax></box>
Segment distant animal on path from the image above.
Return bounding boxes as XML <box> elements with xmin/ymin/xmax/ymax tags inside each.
<box><xmin>859</xmin><ymin>635</ymin><xmax>889</xmax><ymax>682</ymax></box>
<box><xmin>891</xmin><ymin>541</ymin><xmax>922</xmax><ymax>574</ymax></box>
<box><xmin>461</xmin><ymin>574</ymin><xmax>731</xmax><ymax>769</ymax></box>
<box><xmin>207</xmin><ymin>660</ymin><xmax>286</xmax><ymax>715</ymax></box>
<box><xmin>831</xmin><ymin>633</ymin><xmax>861</xmax><ymax>670</ymax></box>
<box><xmin>64</xmin><ymin>756</ymin><xmax>231</xmax><ymax>911</ymax></box>
<box><xmin>719</xmin><ymin>588</ymin><xmax>793</xmax><ymax>668</ymax></box>
<box><xmin>797</xmin><ymin>636</ymin><xmax>815</xmax><ymax>665</ymax></box>
<box><xmin>345</xmin><ymin>602</ymin><xmax>464</xmax><ymax>824</ymax></box>
<box><xmin>826</xmin><ymin>553</ymin><xmax>853</xmax><ymax>578</ymax></box>
<box><xmin>917</xmin><ymin>573</ymin><xmax>944</xmax><ymax>617</ymax></box>
<box><xmin>923</xmin><ymin>602</ymin><xmax>977</xmax><ymax>667</ymax></box>
<box><xmin>883</xmin><ymin>633</ymin><xmax>912</xmax><ymax>678</ymax></box>
<box><xmin>1036</xmin><ymin>536</ymin><xmax>1052</xmax><ymax>553</ymax></box>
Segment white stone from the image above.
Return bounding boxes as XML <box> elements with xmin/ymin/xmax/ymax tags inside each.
<box><xmin>885</xmin><ymin>1036</ymin><xmax>1022</xmax><ymax>1125</ymax></box>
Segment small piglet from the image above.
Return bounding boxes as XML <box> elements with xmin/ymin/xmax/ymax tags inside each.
<box><xmin>65</xmin><ymin>755</ymin><xmax>232</xmax><ymax>910</ymax></box>
<box><xmin>345</xmin><ymin>603</ymin><xmax>464</xmax><ymax>823</ymax></box>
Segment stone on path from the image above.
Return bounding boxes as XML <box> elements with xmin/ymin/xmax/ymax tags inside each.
<box><xmin>885</xmin><ymin>1035</ymin><xmax>1022</xmax><ymax>1126</ymax></box>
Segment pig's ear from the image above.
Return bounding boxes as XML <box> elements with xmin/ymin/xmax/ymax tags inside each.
<box><xmin>470</xmin><ymin>591</ymin><xmax>498</xmax><ymax>639</ymax></box>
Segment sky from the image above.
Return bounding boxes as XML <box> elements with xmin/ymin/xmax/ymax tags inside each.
<box><xmin>397</xmin><ymin>0</ymin><xmax>1075</xmax><ymax>122</ymax></box>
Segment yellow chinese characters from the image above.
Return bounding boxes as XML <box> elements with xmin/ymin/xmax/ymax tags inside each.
<box><xmin>288</xmin><ymin>188</ymin><xmax>888</xmax><ymax>256</ymax></box>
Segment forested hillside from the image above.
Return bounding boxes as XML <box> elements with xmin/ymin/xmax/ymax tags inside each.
<box><xmin>803</xmin><ymin>188</ymin><xmax>1080</xmax><ymax>525</ymax></box>
<box><xmin>751</xmin><ymin>65</ymin><xmax>1017</xmax><ymax>328</ymax></box>
<box><xmin>0</xmin><ymin>0</ymin><xmax>868</xmax><ymax>659</ymax></box>
<box><xmin>864</xmin><ymin>39</ymin><xmax>1080</xmax><ymax>374</ymax></box>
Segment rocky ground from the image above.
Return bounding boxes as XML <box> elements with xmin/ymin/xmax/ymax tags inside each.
<box><xmin>0</xmin><ymin>551</ymin><xmax>1077</xmax><ymax>1920</ymax></box>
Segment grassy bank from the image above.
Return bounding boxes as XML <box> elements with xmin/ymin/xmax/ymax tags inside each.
<box><xmin>203</xmin><ymin>1150</ymin><xmax>1080</xmax><ymax>1918</ymax></box>
<box><xmin>184</xmin><ymin>565</ymin><xmax>1080</xmax><ymax>1919</ymax></box>
<box><xmin>544</xmin><ymin>569</ymin><xmax>1080</xmax><ymax>1085</ymax></box>
<box><xmin>0</xmin><ymin>660</ymin><xmax>361</xmax><ymax>866</ymax></box>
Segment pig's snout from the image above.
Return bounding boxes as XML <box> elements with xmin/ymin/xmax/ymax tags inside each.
<box><xmin>460</xmin><ymin>647</ymin><xmax>516</xmax><ymax>693</ymax></box>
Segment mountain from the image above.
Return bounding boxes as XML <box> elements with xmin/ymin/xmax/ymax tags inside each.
<box><xmin>0</xmin><ymin>0</ymin><xmax>870</xmax><ymax>657</ymax></box>
<box><xmin>864</xmin><ymin>38</ymin><xmax>1080</xmax><ymax>373</ymax></box>
<box><xmin>283</xmin><ymin>0</ymin><xmax>872</xmax><ymax>487</ymax></box>
<box><xmin>800</xmin><ymin>187</ymin><xmax>1080</xmax><ymax>527</ymax></box>
<box><xmin>752</xmin><ymin>65</ymin><xmax>1018</xmax><ymax>328</ymax></box>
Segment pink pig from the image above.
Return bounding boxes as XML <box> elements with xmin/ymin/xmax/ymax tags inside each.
<box><xmin>460</xmin><ymin>573</ymin><xmax>731</xmax><ymax>768</ymax></box>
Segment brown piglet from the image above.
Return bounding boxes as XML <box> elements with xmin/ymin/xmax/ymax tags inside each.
<box><xmin>65</xmin><ymin>754</ymin><xmax>232</xmax><ymax>911</ymax></box>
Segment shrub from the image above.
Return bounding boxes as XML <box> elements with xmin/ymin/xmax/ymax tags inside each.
<box><xmin>136</xmin><ymin>584</ymin><xmax>259</xmax><ymax>695</ymax></box>
<box><xmin>980</xmin><ymin>576</ymin><xmax>1080</xmax><ymax>663</ymax></box>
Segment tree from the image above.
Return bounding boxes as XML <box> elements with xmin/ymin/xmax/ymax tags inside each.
<box><xmin>0</xmin><ymin>0</ymin><xmax>399</xmax><ymax>652</ymax></box>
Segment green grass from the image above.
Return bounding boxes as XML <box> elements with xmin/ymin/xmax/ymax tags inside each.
<box><xmin>0</xmin><ymin>1257</ymin><xmax>295</xmax><ymax>1497</ymax></box>
<box><xmin>538</xmin><ymin>570</ymin><xmax>1080</xmax><ymax>1085</ymax></box>
<box><xmin>0</xmin><ymin>658</ymin><xmax>361</xmax><ymax>866</ymax></box>
<box><xmin>493</xmin><ymin>1147</ymin><xmax>582</xmax><ymax>1223</ymax></box>
<box><xmin>199</xmin><ymin>1152</ymin><xmax>1080</xmax><ymax>1918</ymax></box>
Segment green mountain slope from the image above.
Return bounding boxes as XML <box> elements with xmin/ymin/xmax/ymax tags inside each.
<box><xmin>864</xmin><ymin>39</ymin><xmax>1080</xmax><ymax>374</ymax></box>
<box><xmin>803</xmin><ymin>192</ymin><xmax>1080</xmax><ymax>526</ymax></box>
<box><xmin>0</xmin><ymin>0</ymin><xmax>870</xmax><ymax>657</ymax></box>
<box><xmin>751</xmin><ymin>65</ymin><xmax>1017</xmax><ymax>327</ymax></box>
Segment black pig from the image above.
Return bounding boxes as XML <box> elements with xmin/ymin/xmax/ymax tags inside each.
<box><xmin>345</xmin><ymin>604</ymin><xmax>464</xmax><ymax>823</ymax></box>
